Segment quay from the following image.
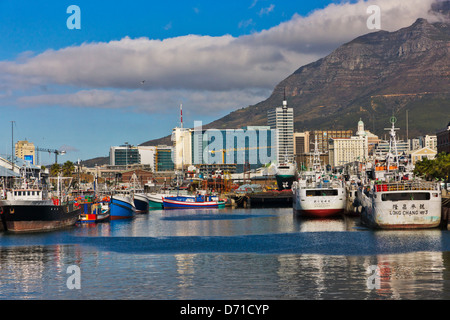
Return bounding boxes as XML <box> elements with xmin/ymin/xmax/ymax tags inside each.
<box><xmin>225</xmin><ymin>190</ymin><xmax>293</xmax><ymax>208</ymax></box>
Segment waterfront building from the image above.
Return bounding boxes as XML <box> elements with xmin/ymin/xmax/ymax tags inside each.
<box><xmin>172</xmin><ymin>127</ymin><xmax>192</xmax><ymax>171</ymax></box>
<box><xmin>15</xmin><ymin>140</ymin><xmax>35</xmax><ymax>165</ymax></box>
<box><xmin>409</xmin><ymin>147</ymin><xmax>437</xmax><ymax>165</ymax></box>
<box><xmin>409</xmin><ymin>138</ymin><xmax>421</xmax><ymax>151</ymax></box>
<box><xmin>267</xmin><ymin>97</ymin><xmax>294</xmax><ymax>162</ymax></box>
<box><xmin>310</xmin><ymin>129</ymin><xmax>354</xmax><ymax>155</ymax></box>
<box><xmin>109</xmin><ymin>145</ymin><xmax>157</xmax><ymax>171</ymax></box>
<box><xmin>155</xmin><ymin>145</ymin><xmax>174</xmax><ymax>172</ymax></box>
<box><xmin>328</xmin><ymin>120</ymin><xmax>369</xmax><ymax>168</ymax></box>
<box><xmin>191</xmin><ymin>126</ymin><xmax>275</xmax><ymax>173</ymax></box>
<box><xmin>136</xmin><ymin>146</ymin><xmax>157</xmax><ymax>170</ymax></box>
<box><xmin>436</xmin><ymin>122</ymin><xmax>450</xmax><ymax>154</ymax></box>
<box><xmin>109</xmin><ymin>145</ymin><xmax>140</xmax><ymax>167</ymax></box>
<box><xmin>421</xmin><ymin>135</ymin><xmax>438</xmax><ymax>151</ymax></box>
<box><xmin>374</xmin><ymin>140</ymin><xmax>409</xmax><ymax>156</ymax></box>
<box><xmin>294</xmin><ymin>132</ymin><xmax>310</xmax><ymax>155</ymax></box>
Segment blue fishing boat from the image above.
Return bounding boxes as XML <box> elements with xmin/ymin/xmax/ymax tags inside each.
<box><xmin>110</xmin><ymin>194</ymin><xmax>136</xmax><ymax>219</ymax></box>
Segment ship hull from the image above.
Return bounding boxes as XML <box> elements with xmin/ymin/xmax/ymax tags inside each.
<box><xmin>163</xmin><ymin>196</ymin><xmax>221</xmax><ymax>209</ymax></box>
<box><xmin>147</xmin><ymin>194</ymin><xmax>164</xmax><ymax>209</ymax></box>
<box><xmin>110</xmin><ymin>195</ymin><xmax>136</xmax><ymax>220</ymax></box>
<box><xmin>0</xmin><ymin>203</ymin><xmax>80</xmax><ymax>233</ymax></box>
<box><xmin>357</xmin><ymin>188</ymin><xmax>441</xmax><ymax>229</ymax></box>
<box><xmin>295</xmin><ymin>208</ymin><xmax>344</xmax><ymax>218</ymax></box>
<box><xmin>276</xmin><ymin>174</ymin><xmax>295</xmax><ymax>191</ymax></box>
<box><xmin>293</xmin><ymin>185</ymin><xmax>346</xmax><ymax>218</ymax></box>
<box><xmin>134</xmin><ymin>194</ymin><xmax>149</xmax><ymax>213</ymax></box>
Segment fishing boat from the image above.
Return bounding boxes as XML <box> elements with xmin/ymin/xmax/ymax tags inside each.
<box><xmin>128</xmin><ymin>173</ymin><xmax>149</xmax><ymax>213</ymax></box>
<box><xmin>357</xmin><ymin>117</ymin><xmax>442</xmax><ymax>229</ymax></box>
<box><xmin>292</xmin><ymin>137</ymin><xmax>346</xmax><ymax>218</ymax></box>
<box><xmin>133</xmin><ymin>193</ymin><xmax>149</xmax><ymax>213</ymax></box>
<box><xmin>293</xmin><ymin>172</ymin><xmax>346</xmax><ymax>218</ymax></box>
<box><xmin>0</xmin><ymin>175</ymin><xmax>80</xmax><ymax>233</ymax></box>
<box><xmin>147</xmin><ymin>192</ymin><xmax>165</xmax><ymax>209</ymax></box>
<box><xmin>147</xmin><ymin>188</ymin><xmax>196</xmax><ymax>209</ymax></box>
<box><xmin>109</xmin><ymin>193</ymin><xmax>136</xmax><ymax>219</ymax></box>
<box><xmin>78</xmin><ymin>201</ymin><xmax>110</xmax><ymax>223</ymax></box>
<box><xmin>163</xmin><ymin>194</ymin><xmax>225</xmax><ymax>209</ymax></box>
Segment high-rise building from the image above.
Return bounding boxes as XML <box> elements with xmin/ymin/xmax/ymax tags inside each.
<box><xmin>172</xmin><ymin>127</ymin><xmax>192</xmax><ymax>170</ymax></box>
<box><xmin>267</xmin><ymin>96</ymin><xmax>294</xmax><ymax>162</ymax></box>
<box><xmin>15</xmin><ymin>140</ymin><xmax>35</xmax><ymax>164</ymax></box>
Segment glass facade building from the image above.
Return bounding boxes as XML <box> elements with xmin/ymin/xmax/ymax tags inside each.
<box><xmin>191</xmin><ymin>126</ymin><xmax>276</xmax><ymax>173</ymax></box>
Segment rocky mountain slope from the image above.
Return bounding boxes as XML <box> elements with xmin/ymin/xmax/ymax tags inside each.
<box><xmin>203</xmin><ymin>18</ymin><xmax>449</xmax><ymax>140</ymax></box>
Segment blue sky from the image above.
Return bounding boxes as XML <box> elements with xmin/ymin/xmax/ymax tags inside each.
<box><xmin>0</xmin><ymin>0</ymin><xmax>443</xmax><ymax>165</ymax></box>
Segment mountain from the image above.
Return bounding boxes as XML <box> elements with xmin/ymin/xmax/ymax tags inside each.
<box><xmin>202</xmin><ymin>18</ymin><xmax>450</xmax><ymax>140</ymax></box>
<box><xmin>94</xmin><ymin>17</ymin><xmax>449</xmax><ymax>166</ymax></box>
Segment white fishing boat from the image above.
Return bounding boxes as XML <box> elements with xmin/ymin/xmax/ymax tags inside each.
<box><xmin>357</xmin><ymin>117</ymin><xmax>442</xmax><ymax>229</ymax></box>
<box><xmin>292</xmin><ymin>137</ymin><xmax>346</xmax><ymax>218</ymax></box>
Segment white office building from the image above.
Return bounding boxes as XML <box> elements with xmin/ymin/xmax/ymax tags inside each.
<box><xmin>267</xmin><ymin>97</ymin><xmax>294</xmax><ymax>162</ymax></box>
<box><xmin>172</xmin><ymin>127</ymin><xmax>192</xmax><ymax>170</ymax></box>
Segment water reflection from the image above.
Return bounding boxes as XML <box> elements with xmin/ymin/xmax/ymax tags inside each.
<box><xmin>1</xmin><ymin>208</ymin><xmax>450</xmax><ymax>299</ymax></box>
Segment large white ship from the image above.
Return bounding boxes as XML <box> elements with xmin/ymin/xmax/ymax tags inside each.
<box><xmin>292</xmin><ymin>137</ymin><xmax>346</xmax><ymax>218</ymax></box>
<box><xmin>357</xmin><ymin>117</ymin><xmax>442</xmax><ymax>229</ymax></box>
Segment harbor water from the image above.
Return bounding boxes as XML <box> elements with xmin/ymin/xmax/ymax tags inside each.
<box><xmin>1</xmin><ymin>207</ymin><xmax>450</xmax><ymax>300</ymax></box>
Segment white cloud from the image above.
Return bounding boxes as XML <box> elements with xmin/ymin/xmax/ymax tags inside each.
<box><xmin>0</xmin><ymin>0</ymin><xmax>443</xmax><ymax>115</ymax></box>
<box><xmin>16</xmin><ymin>88</ymin><xmax>272</xmax><ymax>117</ymax></box>
<box><xmin>258</xmin><ymin>4</ymin><xmax>275</xmax><ymax>16</ymax></box>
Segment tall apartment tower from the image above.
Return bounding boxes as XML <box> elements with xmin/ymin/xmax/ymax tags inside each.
<box><xmin>267</xmin><ymin>92</ymin><xmax>294</xmax><ymax>162</ymax></box>
<box><xmin>15</xmin><ymin>140</ymin><xmax>35</xmax><ymax>164</ymax></box>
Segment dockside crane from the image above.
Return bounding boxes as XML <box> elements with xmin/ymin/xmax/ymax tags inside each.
<box><xmin>35</xmin><ymin>147</ymin><xmax>66</xmax><ymax>164</ymax></box>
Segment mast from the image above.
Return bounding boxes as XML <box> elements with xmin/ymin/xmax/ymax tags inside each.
<box><xmin>11</xmin><ymin>121</ymin><xmax>15</xmax><ymax>171</ymax></box>
<box><xmin>384</xmin><ymin>116</ymin><xmax>400</xmax><ymax>175</ymax></box>
<box><xmin>180</xmin><ymin>103</ymin><xmax>183</xmax><ymax>129</ymax></box>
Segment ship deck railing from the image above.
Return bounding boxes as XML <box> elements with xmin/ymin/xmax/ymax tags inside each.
<box><xmin>373</xmin><ymin>181</ymin><xmax>440</xmax><ymax>192</ymax></box>
<box><xmin>300</xmin><ymin>180</ymin><xmax>343</xmax><ymax>189</ymax></box>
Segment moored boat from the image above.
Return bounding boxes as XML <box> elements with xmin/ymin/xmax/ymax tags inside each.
<box><xmin>163</xmin><ymin>195</ymin><xmax>225</xmax><ymax>209</ymax></box>
<box><xmin>293</xmin><ymin>172</ymin><xmax>346</xmax><ymax>218</ymax></box>
<box><xmin>78</xmin><ymin>202</ymin><xmax>110</xmax><ymax>223</ymax></box>
<box><xmin>134</xmin><ymin>193</ymin><xmax>149</xmax><ymax>213</ymax></box>
<box><xmin>275</xmin><ymin>155</ymin><xmax>297</xmax><ymax>191</ymax></box>
<box><xmin>0</xmin><ymin>188</ymin><xmax>80</xmax><ymax>233</ymax></box>
<box><xmin>292</xmin><ymin>136</ymin><xmax>346</xmax><ymax>218</ymax></box>
<box><xmin>109</xmin><ymin>193</ymin><xmax>136</xmax><ymax>219</ymax></box>
<box><xmin>357</xmin><ymin>117</ymin><xmax>442</xmax><ymax>229</ymax></box>
<box><xmin>358</xmin><ymin>181</ymin><xmax>441</xmax><ymax>229</ymax></box>
<box><xmin>147</xmin><ymin>193</ymin><xmax>165</xmax><ymax>209</ymax></box>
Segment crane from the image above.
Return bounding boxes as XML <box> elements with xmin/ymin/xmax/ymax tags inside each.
<box><xmin>36</xmin><ymin>147</ymin><xmax>66</xmax><ymax>164</ymax></box>
<box><xmin>209</xmin><ymin>145</ymin><xmax>274</xmax><ymax>163</ymax></box>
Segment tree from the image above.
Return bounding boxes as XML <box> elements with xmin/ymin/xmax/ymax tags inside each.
<box><xmin>62</xmin><ymin>161</ymin><xmax>75</xmax><ymax>177</ymax></box>
<box><xmin>50</xmin><ymin>163</ymin><xmax>61</xmax><ymax>177</ymax></box>
<box><xmin>414</xmin><ymin>153</ymin><xmax>450</xmax><ymax>182</ymax></box>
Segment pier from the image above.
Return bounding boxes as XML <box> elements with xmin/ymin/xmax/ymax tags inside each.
<box><xmin>225</xmin><ymin>190</ymin><xmax>293</xmax><ymax>208</ymax></box>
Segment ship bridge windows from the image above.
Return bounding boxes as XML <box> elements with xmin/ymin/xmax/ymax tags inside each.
<box><xmin>306</xmin><ymin>189</ymin><xmax>338</xmax><ymax>197</ymax></box>
<box><xmin>381</xmin><ymin>192</ymin><xmax>430</xmax><ymax>201</ymax></box>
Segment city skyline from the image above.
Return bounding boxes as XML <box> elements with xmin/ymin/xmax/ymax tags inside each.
<box><xmin>0</xmin><ymin>0</ymin><xmax>442</xmax><ymax>164</ymax></box>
